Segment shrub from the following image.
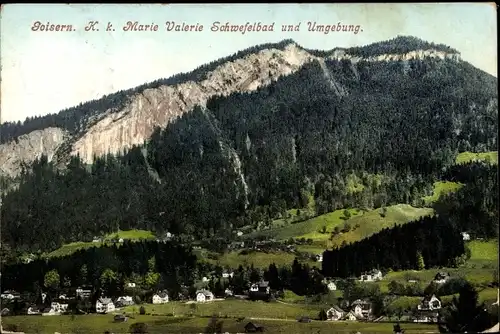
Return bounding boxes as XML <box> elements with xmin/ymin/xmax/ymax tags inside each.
<box><xmin>139</xmin><ymin>306</ymin><xmax>146</xmax><ymax>315</ymax></box>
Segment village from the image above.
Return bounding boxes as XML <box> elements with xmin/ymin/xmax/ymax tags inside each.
<box><xmin>1</xmin><ymin>266</ymin><xmax>469</xmax><ymax>327</ymax></box>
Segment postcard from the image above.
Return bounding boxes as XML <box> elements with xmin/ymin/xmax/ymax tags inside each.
<box><xmin>0</xmin><ymin>3</ymin><xmax>498</xmax><ymax>334</ymax></box>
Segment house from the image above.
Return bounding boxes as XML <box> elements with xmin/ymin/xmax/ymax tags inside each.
<box><xmin>51</xmin><ymin>302</ymin><xmax>69</xmax><ymax>313</ymax></box>
<box><xmin>244</xmin><ymin>322</ymin><xmax>265</xmax><ymax>332</ymax></box>
<box><xmin>196</xmin><ymin>290</ymin><xmax>214</xmax><ymax>302</ymax></box>
<box><xmin>118</xmin><ymin>238</ymin><xmax>124</xmax><ymax>243</ymax></box>
<box><xmin>116</xmin><ymin>296</ymin><xmax>134</xmax><ymax>307</ymax></box>
<box><xmin>326</xmin><ymin>281</ymin><xmax>337</xmax><ymax>291</ymax></box>
<box><xmin>202</xmin><ymin>276</ymin><xmax>210</xmax><ymax>282</ymax></box>
<box><xmin>96</xmin><ymin>297</ymin><xmax>115</xmax><ymax>313</ymax></box>
<box><xmin>316</xmin><ymin>254</ymin><xmax>323</xmax><ymax>262</ymax></box>
<box><xmin>461</xmin><ymin>232</ymin><xmax>471</xmax><ymax>241</ymax></box>
<box><xmin>351</xmin><ymin>299</ymin><xmax>372</xmax><ymax>319</ymax></box>
<box><xmin>113</xmin><ymin>314</ymin><xmax>128</xmax><ymax>322</ymax></box>
<box><xmin>1</xmin><ymin>308</ymin><xmax>10</xmax><ymax>316</ymax></box>
<box><xmin>152</xmin><ymin>292</ymin><xmax>169</xmax><ymax>304</ymax></box>
<box><xmin>126</xmin><ymin>282</ymin><xmax>136</xmax><ymax>288</ymax></box>
<box><xmin>344</xmin><ymin>310</ymin><xmax>363</xmax><ymax>321</ymax></box>
<box><xmin>27</xmin><ymin>306</ymin><xmax>41</xmax><ymax>315</ymax></box>
<box><xmin>418</xmin><ymin>294</ymin><xmax>441</xmax><ymax>311</ymax></box>
<box><xmin>92</xmin><ymin>237</ymin><xmax>101</xmax><ymax>243</ymax></box>
<box><xmin>249</xmin><ymin>281</ymin><xmax>270</xmax><ymax>294</ymax></box>
<box><xmin>412</xmin><ymin>310</ymin><xmax>439</xmax><ymax>323</ymax></box>
<box><xmin>224</xmin><ymin>288</ymin><xmax>234</xmax><ymax>297</ymax></box>
<box><xmin>1</xmin><ymin>290</ymin><xmax>21</xmax><ymax>300</ymax></box>
<box><xmin>236</xmin><ymin>231</ymin><xmax>243</xmax><ymax>237</ymax></box>
<box><xmin>222</xmin><ymin>271</ymin><xmax>234</xmax><ymax>279</ymax></box>
<box><xmin>359</xmin><ymin>269</ymin><xmax>383</xmax><ymax>282</ymax></box>
<box><xmin>76</xmin><ymin>286</ymin><xmax>92</xmax><ymax>298</ymax></box>
<box><xmin>326</xmin><ymin>305</ymin><xmax>345</xmax><ymax>321</ymax></box>
<box><xmin>433</xmin><ymin>272</ymin><xmax>451</xmax><ymax>284</ymax></box>
<box><xmin>42</xmin><ymin>307</ymin><xmax>60</xmax><ymax>316</ymax></box>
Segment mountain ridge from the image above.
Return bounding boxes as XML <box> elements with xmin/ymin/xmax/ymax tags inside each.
<box><xmin>0</xmin><ymin>35</ymin><xmax>488</xmax><ymax>179</ymax></box>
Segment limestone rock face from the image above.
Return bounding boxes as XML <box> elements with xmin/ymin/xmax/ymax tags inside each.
<box><xmin>0</xmin><ymin>127</ymin><xmax>68</xmax><ymax>178</ymax></box>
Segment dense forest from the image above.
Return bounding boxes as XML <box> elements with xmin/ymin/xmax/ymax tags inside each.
<box><xmin>0</xmin><ymin>37</ymin><xmax>497</xmax><ymax>254</ymax></box>
<box><xmin>321</xmin><ymin>215</ymin><xmax>465</xmax><ymax>278</ymax></box>
<box><xmin>435</xmin><ymin>162</ymin><xmax>498</xmax><ymax>239</ymax></box>
<box><xmin>1</xmin><ymin>240</ymin><xmax>197</xmax><ymax>297</ymax></box>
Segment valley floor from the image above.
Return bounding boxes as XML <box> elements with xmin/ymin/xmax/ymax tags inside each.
<box><xmin>2</xmin><ymin>302</ymin><xmax>439</xmax><ymax>334</ymax></box>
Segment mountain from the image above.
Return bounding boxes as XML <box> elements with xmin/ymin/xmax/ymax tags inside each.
<box><xmin>0</xmin><ymin>35</ymin><xmax>497</xmax><ymax>253</ymax></box>
<box><xmin>0</xmin><ymin>36</ymin><xmax>470</xmax><ymax>178</ymax></box>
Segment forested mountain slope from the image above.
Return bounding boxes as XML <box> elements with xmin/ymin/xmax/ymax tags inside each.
<box><xmin>0</xmin><ymin>36</ymin><xmax>497</xmax><ymax>256</ymax></box>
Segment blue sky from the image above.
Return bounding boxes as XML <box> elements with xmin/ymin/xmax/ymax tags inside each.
<box><xmin>0</xmin><ymin>3</ymin><xmax>497</xmax><ymax>123</ymax></box>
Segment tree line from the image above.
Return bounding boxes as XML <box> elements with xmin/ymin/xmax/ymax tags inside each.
<box><xmin>322</xmin><ymin>215</ymin><xmax>465</xmax><ymax>278</ymax></box>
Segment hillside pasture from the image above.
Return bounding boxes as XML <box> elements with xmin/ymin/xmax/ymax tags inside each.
<box><xmin>327</xmin><ymin>205</ymin><xmax>434</xmax><ymax>248</ymax></box>
<box><xmin>455</xmin><ymin>151</ymin><xmax>498</xmax><ymax>165</ymax></box>
<box><xmin>42</xmin><ymin>229</ymin><xmax>156</xmax><ymax>259</ymax></box>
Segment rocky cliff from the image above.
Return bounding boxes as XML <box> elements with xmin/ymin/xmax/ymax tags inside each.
<box><xmin>0</xmin><ymin>39</ymin><xmax>463</xmax><ymax>176</ymax></box>
<box><xmin>0</xmin><ymin>128</ymin><xmax>68</xmax><ymax>178</ymax></box>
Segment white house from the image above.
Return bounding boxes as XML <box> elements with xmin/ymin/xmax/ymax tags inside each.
<box><xmin>351</xmin><ymin>299</ymin><xmax>372</xmax><ymax>319</ymax></box>
<box><xmin>326</xmin><ymin>305</ymin><xmax>344</xmax><ymax>321</ymax></box>
<box><xmin>76</xmin><ymin>286</ymin><xmax>92</xmax><ymax>298</ymax></box>
<box><xmin>222</xmin><ymin>271</ymin><xmax>234</xmax><ymax>279</ymax></box>
<box><xmin>92</xmin><ymin>237</ymin><xmax>101</xmax><ymax>243</ymax></box>
<box><xmin>236</xmin><ymin>231</ymin><xmax>243</xmax><ymax>237</ymax></box>
<box><xmin>461</xmin><ymin>232</ymin><xmax>471</xmax><ymax>241</ymax></box>
<box><xmin>433</xmin><ymin>272</ymin><xmax>451</xmax><ymax>284</ymax></box>
<box><xmin>344</xmin><ymin>310</ymin><xmax>363</xmax><ymax>321</ymax></box>
<box><xmin>118</xmin><ymin>238</ymin><xmax>124</xmax><ymax>243</ymax></box>
<box><xmin>116</xmin><ymin>296</ymin><xmax>134</xmax><ymax>306</ymax></box>
<box><xmin>224</xmin><ymin>288</ymin><xmax>234</xmax><ymax>297</ymax></box>
<box><xmin>326</xmin><ymin>281</ymin><xmax>337</xmax><ymax>291</ymax></box>
<box><xmin>1</xmin><ymin>290</ymin><xmax>20</xmax><ymax>300</ymax></box>
<box><xmin>27</xmin><ymin>306</ymin><xmax>41</xmax><ymax>315</ymax></box>
<box><xmin>96</xmin><ymin>297</ymin><xmax>115</xmax><ymax>313</ymax></box>
<box><xmin>152</xmin><ymin>292</ymin><xmax>169</xmax><ymax>304</ymax></box>
<box><xmin>202</xmin><ymin>276</ymin><xmax>210</xmax><ymax>282</ymax></box>
<box><xmin>196</xmin><ymin>290</ymin><xmax>214</xmax><ymax>302</ymax></box>
<box><xmin>127</xmin><ymin>282</ymin><xmax>136</xmax><ymax>288</ymax></box>
<box><xmin>249</xmin><ymin>281</ymin><xmax>271</xmax><ymax>295</ymax></box>
<box><xmin>51</xmin><ymin>302</ymin><xmax>69</xmax><ymax>314</ymax></box>
<box><xmin>42</xmin><ymin>307</ymin><xmax>60</xmax><ymax>316</ymax></box>
<box><xmin>316</xmin><ymin>254</ymin><xmax>323</xmax><ymax>262</ymax></box>
<box><xmin>418</xmin><ymin>294</ymin><xmax>441</xmax><ymax>311</ymax></box>
<box><xmin>359</xmin><ymin>269</ymin><xmax>383</xmax><ymax>282</ymax></box>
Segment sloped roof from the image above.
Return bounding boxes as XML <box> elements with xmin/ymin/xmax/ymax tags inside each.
<box><xmin>328</xmin><ymin>305</ymin><xmax>344</xmax><ymax>313</ymax></box>
<box><xmin>98</xmin><ymin>297</ymin><xmax>113</xmax><ymax>304</ymax></box>
<box><xmin>196</xmin><ymin>289</ymin><xmax>213</xmax><ymax>296</ymax></box>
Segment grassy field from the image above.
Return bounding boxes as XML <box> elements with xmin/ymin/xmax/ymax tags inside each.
<box><xmin>466</xmin><ymin>240</ymin><xmax>499</xmax><ymax>267</ymax></box>
<box><xmin>455</xmin><ymin>151</ymin><xmax>498</xmax><ymax>165</ymax></box>
<box><xmin>42</xmin><ymin>229</ymin><xmax>156</xmax><ymax>259</ymax></box>
<box><xmin>327</xmin><ymin>205</ymin><xmax>434</xmax><ymax>248</ymax></box>
<box><xmin>1</xmin><ymin>314</ymin><xmax>439</xmax><ymax>334</ymax></box>
<box><xmin>123</xmin><ymin>299</ymin><xmax>321</xmax><ymax>319</ymax></box>
<box><xmin>244</xmin><ymin>208</ymin><xmax>362</xmax><ymax>241</ymax></box>
<box><xmin>422</xmin><ymin>181</ymin><xmax>464</xmax><ymax>205</ymax></box>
